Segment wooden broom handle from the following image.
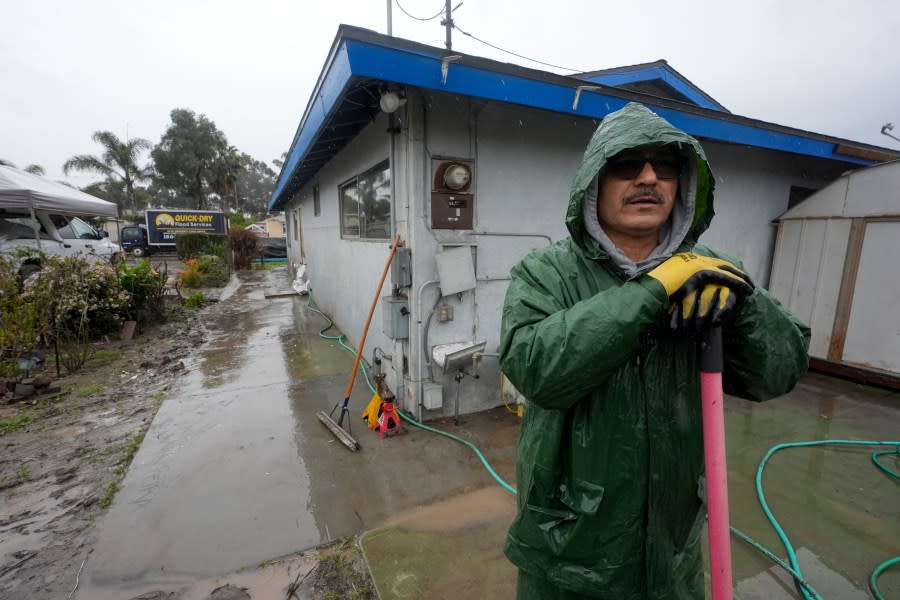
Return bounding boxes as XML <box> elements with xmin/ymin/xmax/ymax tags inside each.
<box><xmin>343</xmin><ymin>233</ymin><xmax>402</xmax><ymax>399</ymax></box>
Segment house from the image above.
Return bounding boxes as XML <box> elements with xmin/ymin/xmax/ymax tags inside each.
<box><xmin>769</xmin><ymin>160</ymin><xmax>900</xmax><ymax>388</ymax></box>
<box><xmin>269</xmin><ymin>25</ymin><xmax>899</xmax><ymax>419</ymax></box>
<box><xmin>263</xmin><ymin>214</ymin><xmax>285</xmax><ymax>238</ymax></box>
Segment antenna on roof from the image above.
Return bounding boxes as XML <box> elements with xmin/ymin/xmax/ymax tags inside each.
<box><xmin>387</xmin><ymin>0</ymin><xmax>392</xmax><ymax>35</ymax></box>
<box><xmin>442</xmin><ymin>0</ymin><xmax>453</xmax><ymax>49</ymax></box>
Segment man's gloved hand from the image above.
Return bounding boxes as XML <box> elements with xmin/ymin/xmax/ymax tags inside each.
<box><xmin>646</xmin><ymin>253</ymin><xmax>754</xmax><ymax>330</ymax></box>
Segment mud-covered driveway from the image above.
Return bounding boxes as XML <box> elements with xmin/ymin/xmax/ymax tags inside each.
<box><xmin>78</xmin><ymin>267</ymin><xmax>516</xmax><ymax>599</ymax></box>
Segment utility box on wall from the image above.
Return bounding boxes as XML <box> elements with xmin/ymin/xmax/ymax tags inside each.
<box><xmin>382</xmin><ymin>296</ymin><xmax>409</xmax><ymax>339</ymax></box>
<box><xmin>391</xmin><ymin>247</ymin><xmax>413</xmax><ymax>288</ymax></box>
<box><xmin>431</xmin><ymin>158</ymin><xmax>475</xmax><ymax>230</ymax></box>
<box><xmin>431</xmin><ymin>192</ymin><xmax>473</xmax><ymax>229</ymax></box>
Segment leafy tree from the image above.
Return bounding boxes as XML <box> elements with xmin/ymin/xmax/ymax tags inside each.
<box><xmin>63</xmin><ymin>131</ymin><xmax>152</xmax><ymax>215</ymax></box>
<box><xmin>82</xmin><ymin>178</ymin><xmax>127</xmax><ymax>208</ymax></box>
<box><xmin>0</xmin><ymin>160</ymin><xmax>45</xmax><ymax>176</ymax></box>
<box><xmin>236</xmin><ymin>153</ymin><xmax>277</xmax><ymax>216</ymax></box>
<box><xmin>151</xmin><ymin>109</ymin><xmax>233</xmax><ymax>210</ymax></box>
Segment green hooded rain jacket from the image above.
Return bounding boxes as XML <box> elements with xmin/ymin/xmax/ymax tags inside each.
<box><xmin>500</xmin><ymin>103</ymin><xmax>811</xmax><ymax>599</ymax></box>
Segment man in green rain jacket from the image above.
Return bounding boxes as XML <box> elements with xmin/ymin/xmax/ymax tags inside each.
<box><xmin>500</xmin><ymin>102</ymin><xmax>810</xmax><ymax>599</ymax></box>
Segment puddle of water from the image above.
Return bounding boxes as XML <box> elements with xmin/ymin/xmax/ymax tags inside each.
<box><xmin>362</xmin><ymin>487</ymin><xmax>517</xmax><ymax>600</ymax></box>
<box><xmin>80</xmin><ymin>274</ymin><xmax>319</xmax><ymax>597</ymax></box>
<box><xmin>726</xmin><ymin>376</ymin><xmax>900</xmax><ymax>598</ymax></box>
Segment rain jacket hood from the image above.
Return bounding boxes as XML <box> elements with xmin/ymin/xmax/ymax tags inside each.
<box><xmin>500</xmin><ymin>102</ymin><xmax>811</xmax><ymax>599</ymax></box>
<box><xmin>566</xmin><ymin>102</ymin><xmax>715</xmax><ymax>276</ymax></box>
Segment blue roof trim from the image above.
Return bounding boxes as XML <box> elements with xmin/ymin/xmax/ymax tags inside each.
<box><xmin>270</xmin><ymin>31</ymin><xmax>882</xmax><ymax>210</ymax></box>
<box><xmin>269</xmin><ymin>44</ymin><xmax>353</xmax><ymax>208</ymax></box>
<box><xmin>346</xmin><ymin>42</ymin><xmax>870</xmax><ymax>164</ymax></box>
<box><xmin>580</xmin><ymin>66</ymin><xmax>727</xmax><ymax>112</ymax></box>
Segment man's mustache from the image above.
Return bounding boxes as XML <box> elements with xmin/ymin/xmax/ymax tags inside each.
<box><xmin>623</xmin><ymin>187</ymin><xmax>665</xmax><ymax>205</ymax></box>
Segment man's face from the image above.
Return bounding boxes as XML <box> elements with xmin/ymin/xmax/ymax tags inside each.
<box><xmin>597</xmin><ymin>148</ymin><xmax>680</xmax><ymax>241</ymax></box>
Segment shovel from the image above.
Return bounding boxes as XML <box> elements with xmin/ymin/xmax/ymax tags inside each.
<box><xmin>700</xmin><ymin>325</ymin><xmax>733</xmax><ymax>600</ymax></box>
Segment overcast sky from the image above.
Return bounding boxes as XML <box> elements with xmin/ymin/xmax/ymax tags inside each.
<box><xmin>3</xmin><ymin>0</ymin><xmax>899</xmax><ymax>188</ymax></box>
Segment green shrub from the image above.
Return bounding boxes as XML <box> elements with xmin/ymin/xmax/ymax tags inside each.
<box><xmin>196</xmin><ymin>254</ymin><xmax>229</xmax><ymax>287</ymax></box>
<box><xmin>184</xmin><ymin>291</ymin><xmax>205</xmax><ymax>309</ymax></box>
<box><xmin>0</xmin><ymin>256</ymin><xmax>41</xmax><ymax>373</ymax></box>
<box><xmin>21</xmin><ymin>256</ymin><xmax>129</xmax><ymax>340</ymax></box>
<box><xmin>227</xmin><ymin>228</ymin><xmax>259</xmax><ymax>270</ymax></box>
<box><xmin>175</xmin><ymin>233</ymin><xmax>227</xmax><ymax>261</ymax></box>
<box><xmin>118</xmin><ymin>259</ymin><xmax>168</xmax><ymax>326</ymax></box>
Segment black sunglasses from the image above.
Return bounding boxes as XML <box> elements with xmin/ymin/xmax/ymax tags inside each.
<box><xmin>605</xmin><ymin>157</ymin><xmax>681</xmax><ymax>181</ymax></box>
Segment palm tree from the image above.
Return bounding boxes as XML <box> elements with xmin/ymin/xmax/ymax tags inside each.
<box><xmin>24</xmin><ymin>164</ymin><xmax>45</xmax><ymax>176</ymax></box>
<box><xmin>63</xmin><ymin>131</ymin><xmax>152</xmax><ymax>215</ymax></box>
<box><xmin>210</xmin><ymin>146</ymin><xmax>245</xmax><ymax>213</ymax></box>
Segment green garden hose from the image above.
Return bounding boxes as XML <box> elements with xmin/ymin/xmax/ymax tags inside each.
<box><xmin>303</xmin><ymin>293</ymin><xmax>899</xmax><ymax>598</ymax></box>
<box><xmin>752</xmin><ymin>440</ymin><xmax>899</xmax><ymax>600</ymax></box>
<box><xmin>305</xmin><ymin>292</ymin><xmax>517</xmax><ymax>494</ymax></box>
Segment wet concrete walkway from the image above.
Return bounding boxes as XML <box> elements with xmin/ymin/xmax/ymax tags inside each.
<box><xmin>76</xmin><ymin>267</ymin><xmax>898</xmax><ymax>599</ymax></box>
<box><xmin>78</xmin><ymin>268</ymin><xmax>517</xmax><ymax>599</ymax></box>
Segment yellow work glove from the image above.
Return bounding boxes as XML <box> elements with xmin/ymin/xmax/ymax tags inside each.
<box><xmin>646</xmin><ymin>253</ymin><xmax>754</xmax><ymax>330</ymax></box>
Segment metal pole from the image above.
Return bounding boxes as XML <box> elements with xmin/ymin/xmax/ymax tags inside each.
<box><xmin>444</xmin><ymin>0</ymin><xmax>452</xmax><ymax>50</ymax></box>
<box><xmin>386</xmin><ymin>0</ymin><xmax>392</xmax><ymax>36</ymax></box>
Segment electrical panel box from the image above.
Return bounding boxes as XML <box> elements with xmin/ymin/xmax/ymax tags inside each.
<box><xmin>391</xmin><ymin>247</ymin><xmax>412</xmax><ymax>288</ymax></box>
<box><xmin>431</xmin><ymin>192</ymin><xmax>473</xmax><ymax>229</ymax></box>
<box><xmin>436</xmin><ymin>246</ymin><xmax>476</xmax><ymax>295</ymax></box>
<box><xmin>381</xmin><ymin>296</ymin><xmax>409</xmax><ymax>339</ymax></box>
<box><xmin>422</xmin><ymin>381</ymin><xmax>443</xmax><ymax>410</ymax></box>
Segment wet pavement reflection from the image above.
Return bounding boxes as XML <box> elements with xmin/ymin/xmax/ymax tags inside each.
<box><xmin>726</xmin><ymin>374</ymin><xmax>899</xmax><ymax>599</ymax></box>
<box><xmin>74</xmin><ymin>268</ymin><xmax>897</xmax><ymax>599</ymax></box>
<box><xmin>78</xmin><ymin>269</ymin><xmax>517</xmax><ymax>599</ymax></box>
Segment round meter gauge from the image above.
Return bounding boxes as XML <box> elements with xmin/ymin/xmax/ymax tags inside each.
<box><xmin>443</xmin><ymin>164</ymin><xmax>472</xmax><ymax>190</ymax></box>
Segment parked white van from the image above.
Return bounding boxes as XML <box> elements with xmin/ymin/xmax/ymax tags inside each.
<box><xmin>0</xmin><ymin>166</ymin><xmax>122</xmax><ymax>275</ymax></box>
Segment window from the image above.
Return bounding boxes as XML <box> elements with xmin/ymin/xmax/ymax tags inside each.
<box><xmin>313</xmin><ymin>183</ymin><xmax>320</xmax><ymax>217</ymax></box>
<box><xmin>0</xmin><ymin>214</ymin><xmax>51</xmax><ymax>239</ymax></box>
<box><xmin>53</xmin><ymin>215</ymin><xmax>99</xmax><ymax>240</ymax></box>
<box><xmin>339</xmin><ymin>160</ymin><xmax>391</xmax><ymax>240</ymax></box>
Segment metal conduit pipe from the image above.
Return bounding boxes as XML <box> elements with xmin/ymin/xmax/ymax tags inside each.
<box><xmin>415</xmin><ymin>279</ymin><xmax>440</xmax><ymax>422</ymax></box>
<box><xmin>468</xmin><ymin>230</ymin><xmax>554</xmax><ymax>247</ymax></box>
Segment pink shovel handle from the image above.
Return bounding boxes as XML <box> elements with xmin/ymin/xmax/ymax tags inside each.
<box><xmin>700</xmin><ymin>327</ymin><xmax>733</xmax><ymax>600</ymax></box>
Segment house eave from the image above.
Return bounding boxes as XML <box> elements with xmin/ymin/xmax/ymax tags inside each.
<box><xmin>269</xmin><ymin>25</ymin><xmax>900</xmax><ymax>211</ymax></box>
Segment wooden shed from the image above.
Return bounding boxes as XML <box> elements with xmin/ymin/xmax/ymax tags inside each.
<box><xmin>769</xmin><ymin>160</ymin><xmax>900</xmax><ymax>387</ymax></box>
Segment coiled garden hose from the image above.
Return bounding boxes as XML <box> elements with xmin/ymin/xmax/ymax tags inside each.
<box><xmin>303</xmin><ymin>293</ymin><xmax>899</xmax><ymax>598</ymax></box>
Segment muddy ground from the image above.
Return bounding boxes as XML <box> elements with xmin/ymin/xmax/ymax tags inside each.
<box><xmin>0</xmin><ymin>301</ymin><xmax>205</xmax><ymax>599</ymax></box>
<box><xmin>0</xmin><ymin>270</ymin><xmax>375</xmax><ymax>600</ymax></box>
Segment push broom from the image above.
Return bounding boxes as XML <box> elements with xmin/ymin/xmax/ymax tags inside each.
<box><xmin>700</xmin><ymin>325</ymin><xmax>733</xmax><ymax>600</ymax></box>
<box><xmin>317</xmin><ymin>233</ymin><xmax>402</xmax><ymax>451</ymax></box>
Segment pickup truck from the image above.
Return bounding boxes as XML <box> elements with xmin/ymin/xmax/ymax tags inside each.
<box><xmin>0</xmin><ymin>208</ymin><xmax>122</xmax><ymax>277</ymax></box>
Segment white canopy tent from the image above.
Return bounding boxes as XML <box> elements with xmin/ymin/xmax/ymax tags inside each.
<box><xmin>0</xmin><ymin>165</ymin><xmax>118</xmax><ymax>218</ymax></box>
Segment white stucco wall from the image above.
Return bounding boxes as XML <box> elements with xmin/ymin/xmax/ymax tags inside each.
<box><xmin>284</xmin><ymin>90</ymin><xmax>858</xmax><ymax>417</ymax></box>
<box><xmin>285</xmin><ymin>112</ymin><xmax>398</xmax><ymax>385</ymax></box>
<box><xmin>699</xmin><ymin>142</ymin><xmax>847</xmax><ymax>286</ymax></box>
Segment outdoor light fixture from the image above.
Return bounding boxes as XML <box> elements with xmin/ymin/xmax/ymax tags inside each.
<box><xmin>379</xmin><ymin>91</ymin><xmax>407</xmax><ymax>113</ymax></box>
<box><xmin>881</xmin><ymin>122</ymin><xmax>900</xmax><ymax>144</ymax></box>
